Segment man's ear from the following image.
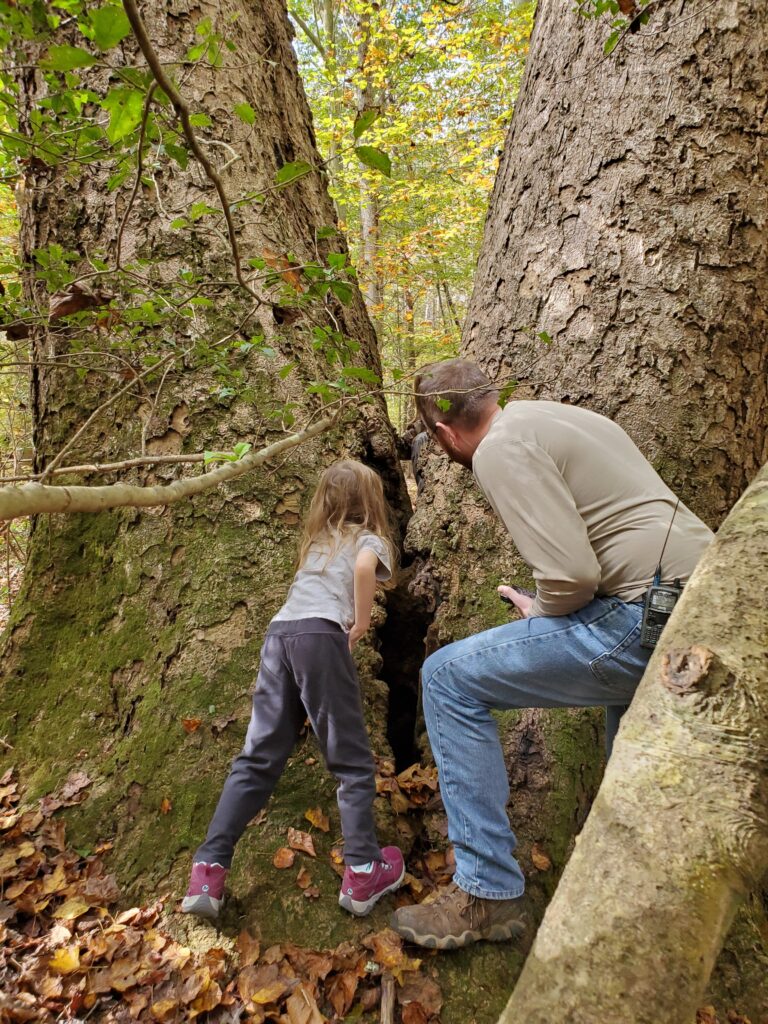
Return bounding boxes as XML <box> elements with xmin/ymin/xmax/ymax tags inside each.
<box><xmin>433</xmin><ymin>421</ymin><xmax>453</xmax><ymax>447</ymax></box>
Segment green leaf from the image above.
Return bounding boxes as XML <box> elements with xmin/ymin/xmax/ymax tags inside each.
<box><xmin>189</xmin><ymin>112</ymin><xmax>212</xmax><ymax>127</ymax></box>
<box><xmin>42</xmin><ymin>45</ymin><xmax>97</xmax><ymax>72</ymax></box>
<box><xmin>101</xmin><ymin>88</ymin><xmax>145</xmax><ymax>142</ymax></box>
<box><xmin>234</xmin><ymin>102</ymin><xmax>256</xmax><ymax>125</ymax></box>
<box><xmin>315</xmin><ymin>225</ymin><xmax>338</xmax><ymax>239</ymax></box>
<box><xmin>603</xmin><ymin>28</ymin><xmax>621</xmax><ymax>54</ymax></box>
<box><xmin>537</xmin><ymin>330</ymin><xmax>552</xmax><ymax>344</ymax></box>
<box><xmin>354</xmin><ymin>145</ymin><xmax>391</xmax><ymax>177</ymax></box>
<box><xmin>89</xmin><ymin>6</ymin><xmax>132</xmax><ymax>50</ymax></box>
<box><xmin>164</xmin><ymin>142</ymin><xmax>189</xmax><ymax>169</ymax></box>
<box><xmin>233</xmin><ymin>442</ymin><xmax>252</xmax><ymax>459</ymax></box>
<box><xmin>435</xmin><ymin>397</ymin><xmax>452</xmax><ymax>412</ymax></box>
<box><xmin>275</xmin><ymin>160</ymin><xmax>312</xmax><ymax>185</ymax></box>
<box><xmin>353</xmin><ymin>110</ymin><xmax>378</xmax><ymax>139</ymax></box>
<box><xmin>341</xmin><ymin>366</ymin><xmax>380</xmax><ymax>385</ymax></box>
<box><xmin>329</xmin><ymin>280</ymin><xmax>353</xmax><ymax>304</ymax></box>
<box><xmin>327</xmin><ymin>252</ymin><xmax>347</xmax><ymax>270</ymax></box>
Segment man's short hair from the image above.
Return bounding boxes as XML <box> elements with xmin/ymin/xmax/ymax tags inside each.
<box><xmin>414</xmin><ymin>359</ymin><xmax>499</xmax><ymax>433</ymax></box>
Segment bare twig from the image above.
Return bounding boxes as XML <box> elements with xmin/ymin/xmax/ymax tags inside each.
<box><xmin>380</xmin><ymin>972</ymin><xmax>395</xmax><ymax>1024</ymax></box>
<box><xmin>0</xmin><ymin>414</ymin><xmax>336</xmax><ymax>521</ymax></box>
<box><xmin>121</xmin><ymin>0</ymin><xmax>262</xmax><ymax>306</ymax></box>
<box><xmin>1</xmin><ymin>452</ymin><xmax>208</xmax><ymax>483</ymax></box>
<box><xmin>115</xmin><ymin>81</ymin><xmax>157</xmax><ymax>269</ymax></box>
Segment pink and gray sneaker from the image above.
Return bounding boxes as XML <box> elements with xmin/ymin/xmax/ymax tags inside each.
<box><xmin>338</xmin><ymin>846</ymin><xmax>405</xmax><ymax>917</ymax></box>
<box><xmin>181</xmin><ymin>861</ymin><xmax>228</xmax><ymax>921</ymax></box>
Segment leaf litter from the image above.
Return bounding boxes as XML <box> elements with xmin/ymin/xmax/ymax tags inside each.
<box><xmin>0</xmin><ymin>768</ymin><xmax>447</xmax><ymax>1023</ymax></box>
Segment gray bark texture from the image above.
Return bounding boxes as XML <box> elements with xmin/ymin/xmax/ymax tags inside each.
<box><xmin>465</xmin><ymin>0</ymin><xmax>767</xmax><ymax>529</ymax></box>
<box><xmin>500</xmin><ymin>462</ymin><xmax>768</xmax><ymax>1024</ymax></box>
<box><xmin>406</xmin><ymin>0</ymin><xmax>768</xmax><ymax>1017</ymax></box>
<box><xmin>1</xmin><ymin>0</ymin><xmax>409</xmax><ymax>950</ymax></box>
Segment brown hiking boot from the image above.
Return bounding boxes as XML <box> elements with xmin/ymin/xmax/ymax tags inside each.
<box><xmin>390</xmin><ymin>883</ymin><xmax>527</xmax><ymax>949</ymax></box>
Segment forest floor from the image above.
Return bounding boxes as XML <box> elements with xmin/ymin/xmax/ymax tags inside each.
<box><xmin>0</xmin><ymin>766</ymin><xmax>454</xmax><ymax>1023</ymax></box>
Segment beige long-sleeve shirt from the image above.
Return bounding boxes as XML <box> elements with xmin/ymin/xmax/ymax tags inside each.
<box><xmin>472</xmin><ymin>401</ymin><xmax>714</xmax><ymax>617</ymax></box>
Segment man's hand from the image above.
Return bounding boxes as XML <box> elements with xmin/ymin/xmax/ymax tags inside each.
<box><xmin>498</xmin><ymin>584</ymin><xmax>535</xmax><ymax>618</ymax></box>
<box><xmin>348</xmin><ymin>621</ymin><xmax>368</xmax><ymax>651</ymax></box>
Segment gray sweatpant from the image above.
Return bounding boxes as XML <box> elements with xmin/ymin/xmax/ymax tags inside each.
<box><xmin>195</xmin><ymin>617</ymin><xmax>382</xmax><ymax>867</ymax></box>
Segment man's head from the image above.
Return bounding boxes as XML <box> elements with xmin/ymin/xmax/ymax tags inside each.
<box><xmin>414</xmin><ymin>359</ymin><xmax>499</xmax><ymax>468</ymax></box>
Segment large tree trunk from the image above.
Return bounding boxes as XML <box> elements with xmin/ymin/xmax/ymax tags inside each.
<box><xmin>0</xmin><ymin>0</ymin><xmax>410</xmax><ymax>951</ymax></box>
<box><xmin>407</xmin><ymin>0</ymin><xmax>768</xmax><ymax>1017</ymax></box>
<box><xmin>500</xmin><ymin>462</ymin><xmax>768</xmax><ymax>1023</ymax></box>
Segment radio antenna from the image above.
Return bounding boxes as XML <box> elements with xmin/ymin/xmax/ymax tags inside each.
<box><xmin>655</xmin><ymin>498</ymin><xmax>681</xmax><ymax>581</ymax></box>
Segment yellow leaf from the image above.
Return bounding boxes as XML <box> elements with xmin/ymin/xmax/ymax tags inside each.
<box><xmin>53</xmin><ymin>897</ymin><xmax>91</xmax><ymax>920</ymax></box>
<box><xmin>304</xmin><ymin>806</ymin><xmax>330</xmax><ymax>832</ymax></box>
<box><xmin>50</xmin><ymin>945</ymin><xmax>81</xmax><ymax>974</ymax></box>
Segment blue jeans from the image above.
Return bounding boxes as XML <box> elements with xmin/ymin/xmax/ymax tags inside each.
<box><xmin>421</xmin><ymin>596</ymin><xmax>649</xmax><ymax>900</ymax></box>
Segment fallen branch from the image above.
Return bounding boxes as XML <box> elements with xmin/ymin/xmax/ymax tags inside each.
<box><xmin>0</xmin><ymin>415</ymin><xmax>335</xmax><ymax>521</ymax></box>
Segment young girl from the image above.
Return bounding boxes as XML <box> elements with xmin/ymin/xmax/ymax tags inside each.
<box><xmin>182</xmin><ymin>460</ymin><xmax>405</xmax><ymax>920</ymax></box>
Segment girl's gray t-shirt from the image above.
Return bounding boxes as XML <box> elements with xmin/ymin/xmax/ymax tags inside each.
<box><xmin>272</xmin><ymin>529</ymin><xmax>392</xmax><ymax>630</ymax></box>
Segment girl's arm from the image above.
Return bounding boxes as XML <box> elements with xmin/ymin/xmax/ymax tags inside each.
<box><xmin>348</xmin><ymin>548</ymin><xmax>379</xmax><ymax>650</ymax></box>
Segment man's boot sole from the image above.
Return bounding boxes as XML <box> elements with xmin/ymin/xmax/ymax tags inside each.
<box><xmin>393</xmin><ymin>920</ymin><xmax>525</xmax><ymax>950</ymax></box>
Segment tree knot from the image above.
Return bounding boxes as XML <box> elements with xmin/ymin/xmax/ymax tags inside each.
<box><xmin>660</xmin><ymin>644</ymin><xmax>731</xmax><ymax>696</ymax></box>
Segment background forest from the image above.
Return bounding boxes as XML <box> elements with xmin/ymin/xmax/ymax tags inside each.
<box><xmin>0</xmin><ymin>0</ymin><xmax>766</xmax><ymax>1023</ymax></box>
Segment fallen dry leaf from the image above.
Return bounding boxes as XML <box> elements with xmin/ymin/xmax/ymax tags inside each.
<box><xmin>273</xmin><ymin>847</ymin><xmax>296</xmax><ymax>869</ymax></box>
<box><xmin>303</xmin><ymin>885</ymin><xmax>321</xmax><ymax>900</ymax></box>
<box><xmin>304</xmin><ymin>806</ymin><xmax>330</xmax><ymax>832</ymax></box>
<box><xmin>364</xmin><ymin>929</ymin><xmax>421</xmax><ymax>984</ymax></box>
<box><xmin>327</xmin><ymin>969</ymin><xmax>359</xmax><ymax>1016</ymax></box>
<box><xmin>181</xmin><ymin>717</ymin><xmax>202</xmax><ymax>733</ymax></box>
<box><xmin>49</xmin><ymin>944</ymin><xmax>81</xmax><ymax>974</ymax></box>
<box><xmin>288</xmin><ymin>827</ymin><xmax>316</xmax><ymax>858</ymax></box>
<box><xmin>160</xmin><ymin>797</ymin><xmax>172</xmax><ymax>815</ymax></box>
<box><xmin>236</xmin><ymin>928</ymin><xmax>261</xmax><ymax>967</ymax></box>
<box><xmin>531</xmin><ymin>843</ymin><xmax>552</xmax><ymax>872</ymax></box>
<box><xmin>297</xmin><ymin>866</ymin><xmax>312</xmax><ymax>889</ymax></box>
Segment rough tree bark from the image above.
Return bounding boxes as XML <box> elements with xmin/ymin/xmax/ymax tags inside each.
<box><xmin>0</xmin><ymin>0</ymin><xmax>410</xmax><ymax>952</ymax></box>
<box><xmin>501</xmin><ymin>462</ymin><xmax>768</xmax><ymax>1023</ymax></box>
<box><xmin>407</xmin><ymin>0</ymin><xmax>767</xmax><ymax>1017</ymax></box>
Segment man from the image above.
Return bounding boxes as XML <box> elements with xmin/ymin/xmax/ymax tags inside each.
<box><xmin>390</xmin><ymin>358</ymin><xmax>713</xmax><ymax>950</ymax></box>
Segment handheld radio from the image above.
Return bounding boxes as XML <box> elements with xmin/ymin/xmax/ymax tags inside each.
<box><xmin>640</xmin><ymin>500</ymin><xmax>682</xmax><ymax>650</ymax></box>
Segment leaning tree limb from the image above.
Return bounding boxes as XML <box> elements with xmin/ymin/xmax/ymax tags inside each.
<box><xmin>0</xmin><ymin>415</ymin><xmax>335</xmax><ymax>521</ymax></box>
<box><xmin>500</xmin><ymin>463</ymin><xmax>768</xmax><ymax>1023</ymax></box>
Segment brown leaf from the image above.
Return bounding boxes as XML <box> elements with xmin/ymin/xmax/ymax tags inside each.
<box><xmin>181</xmin><ymin>717</ymin><xmax>202</xmax><ymax>733</ymax></box>
<box><xmin>296</xmin><ymin>866</ymin><xmax>312</xmax><ymax>890</ymax></box>
<box><xmin>285</xmin><ymin>981</ymin><xmax>324</xmax><ymax>1024</ymax></box>
<box><xmin>364</xmin><ymin>929</ymin><xmax>421</xmax><ymax>983</ymax></box>
<box><xmin>287</xmin><ymin>827</ymin><xmax>316</xmax><ymax>858</ymax></box>
<box><xmin>303</xmin><ymin>885</ymin><xmax>320</xmax><ymax>900</ymax></box>
<box><xmin>531</xmin><ymin>843</ymin><xmax>552</xmax><ymax>872</ymax></box>
<box><xmin>40</xmin><ymin>770</ymin><xmax>92</xmax><ymax>816</ymax></box>
<box><xmin>160</xmin><ymin>797</ymin><xmax>172</xmax><ymax>815</ymax></box>
<box><xmin>304</xmin><ymin>806</ymin><xmax>330</xmax><ymax>832</ymax></box>
<box><xmin>236</xmin><ymin>928</ymin><xmax>261</xmax><ymax>967</ymax></box>
<box><xmin>402</xmin><ymin>1003</ymin><xmax>429</xmax><ymax>1024</ymax></box>
<box><xmin>273</xmin><ymin>847</ymin><xmax>296</xmax><ymax>869</ymax></box>
<box><xmin>359</xmin><ymin>985</ymin><xmax>380</xmax><ymax>1012</ymax></box>
<box><xmin>397</xmin><ymin>971</ymin><xmax>443</xmax><ymax>1017</ymax></box>
<box><xmin>327</xmin><ymin>969</ymin><xmax>359</xmax><ymax>1017</ymax></box>
<box><xmin>81</xmin><ymin>872</ymin><xmax>122</xmax><ymax>905</ymax></box>
<box><xmin>696</xmin><ymin>1009</ymin><xmax>719</xmax><ymax>1024</ymax></box>
<box><xmin>150</xmin><ymin>997</ymin><xmax>179</xmax><ymax>1021</ymax></box>
<box><xmin>211</xmin><ymin>714</ymin><xmax>236</xmax><ymax>737</ymax></box>
<box><xmin>191</xmin><ymin>980</ymin><xmax>222</xmax><ymax>1014</ymax></box>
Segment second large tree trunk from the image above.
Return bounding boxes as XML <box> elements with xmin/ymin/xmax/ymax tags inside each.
<box><xmin>407</xmin><ymin>0</ymin><xmax>768</xmax><ymax>1016</ymax></box>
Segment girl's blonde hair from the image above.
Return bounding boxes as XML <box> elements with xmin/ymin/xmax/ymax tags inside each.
<box><xmin>297</xmin><ymin>460</ymin><xmax>398</xmax><ymax>582</ymax></box>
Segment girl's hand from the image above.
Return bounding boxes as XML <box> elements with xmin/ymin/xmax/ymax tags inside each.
<box><xmin>348</xmin><ymin>621</ymin><xmax>368</xmax><ymax>650</ymax></box>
